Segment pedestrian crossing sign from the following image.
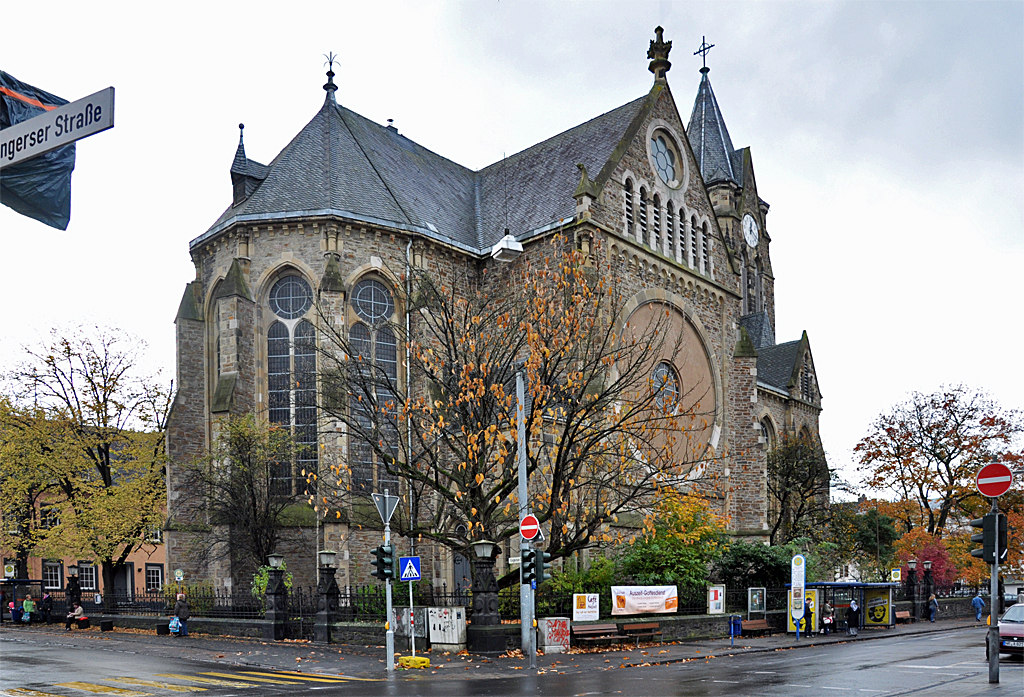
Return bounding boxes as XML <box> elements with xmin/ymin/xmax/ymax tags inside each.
<box><xmin>399</xmin><ymin>556</ymin><xmax>421</xmax><ymax>581</ymax></box>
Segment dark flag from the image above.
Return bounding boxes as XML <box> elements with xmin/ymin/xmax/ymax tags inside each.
<box><xmin>0</xmin><ymin>70</ymin><xmax>75</xmax><ymax>230</ymax></box>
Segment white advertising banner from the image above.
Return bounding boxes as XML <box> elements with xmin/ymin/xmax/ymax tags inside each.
<box><xmin>573</xmin><ymin>593</ymin><xmax>600</xmax><ymax>622</ymax></box>
<box><xmin>611</xmin><ymin>586</ymin><xmax>678</xmax><ymax>615</ymax></box>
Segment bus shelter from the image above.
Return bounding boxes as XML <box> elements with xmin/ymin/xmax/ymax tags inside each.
<box><xmin>784</xmin><ymin>582</ymin><xmax>900</xmax><ymax>632</ymax></box>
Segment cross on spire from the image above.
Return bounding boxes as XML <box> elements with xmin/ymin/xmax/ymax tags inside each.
<box><xmin>694</xmin><ymin>36</ymin><xmax>715</xmax><ymax>70</ymax></box>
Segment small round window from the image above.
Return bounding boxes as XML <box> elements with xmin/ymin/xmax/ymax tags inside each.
<box><xmin>652</xmin><ymin>361</ymin><xmax>680</xmax><ymax>409</ymax></box>
<box><xmin>352</xmin><ymin>279</ymin><xmax>394</xmax><ymax>323</ymax></box>
<box><xmin>269</xmin><ymin>276</ymin><xmax>313</xmax><ymax>319</ymax></box>
<box><xmin>651</xmin><ymin>132</ymin><xmax>680</xmax><ymax>186</ymax></box>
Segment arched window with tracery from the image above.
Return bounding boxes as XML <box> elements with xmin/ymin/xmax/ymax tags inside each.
<box><xmin>266</xmin><ymin>274</ymin><xmax>317</xmax><ymax>496</ymax></box>
<box><xmin>349</xmin><ymin>278</ymin><xmax>401</xmax><ymax>496</ymax></box>
<box><xmin>701</xmin><ymin>222</ymin><xmax>709</xmax><ymax>274</ymax></box>
<box><xmin>800</xmin><ymin>356</ymin><xmax>815</xmax><ymax>402</ymax></box>
<box><xmin>688</xmin><ymin>215</ymin><xmax>696</xmax><ymax>267</ymax></box>
<box><xmin>759</xmin><ymin>417</ymin><xmax>776</xmax><ymax>451</ymax></box>
<box><xmin>624</xmin><ymin>179</ymin><xmax>634</xmax><ymax>234</ymax></box>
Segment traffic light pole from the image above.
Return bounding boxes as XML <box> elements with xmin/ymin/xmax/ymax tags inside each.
<box><xmin>384</xmin><ymin>523</ymin><xmax>395</xmax><ymax>674</ymax></box>
<box><xmin>988</xmin><ymin>499</ymin><xmax>999</xmax><ymax>684</ymax></box>
<box><xmin>517</xmin><ymin>369</ymin><xmax>537</xmax><ymax>669</ymax></box>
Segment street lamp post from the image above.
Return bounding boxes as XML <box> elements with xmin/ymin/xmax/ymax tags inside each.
<box><xmin>466</xmin><ymin>540</ymin><xmax>505</xmax><ymax>655</ymax></box>
<box><xmin>314</xmin><ymin>550</ymin><xmax>339</xmax><ymax>643</ymax></box>
<box><xmin>264</xmin><ymin>553</ymin><xmax>287</xmax><ymax>641</ymax></box>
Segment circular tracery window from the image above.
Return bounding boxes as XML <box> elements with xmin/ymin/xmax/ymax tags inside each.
<box><xmin>651</xmin><ymin>132</ymin><xmax>680</xmax><ymax>186</ymax></box>
<box><xmin>652</xmin><ymin>361</ymin><xmax>680</xmax><ymax>409</ymax></box>
<box><xmin>269</xmin><ymin>276</ymin><xmax>313</xmax><ymax>319</ymax></box>
<box><xmin>353</xmin><ymin>279</ymin><xmax>394</xmax><ymax>323</ymax></box>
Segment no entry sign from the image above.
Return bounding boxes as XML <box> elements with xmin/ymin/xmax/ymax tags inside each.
<box><xmin>976</xmin><ymin>462</ymin><xmax>1014</xmax><ymax>498</ymax></box>
<box><xmin>520</xmin><ymin>514</ymin><xmax>540</xmax><ymax>540</ymax></box>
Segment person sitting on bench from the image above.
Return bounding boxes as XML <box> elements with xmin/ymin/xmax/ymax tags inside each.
<box><xmin>65</xmin><ymin>601</ymin><xmax>86</xmax><ymax>630</ymax></box>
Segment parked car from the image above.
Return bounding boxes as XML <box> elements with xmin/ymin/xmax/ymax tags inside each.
<box><xmin>1003</xmin><ymin>593</ymin><xmax>1018</xmax><ymax>608</ymax></box>
<box><xmin>986</xmin><ymin>602</ymin><xmax>1024</xmax><ymax>660</ymax></box>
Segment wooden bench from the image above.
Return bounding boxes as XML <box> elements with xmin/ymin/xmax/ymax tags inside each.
<box><xmin>741</xmin><ymin>619</ymin><xmax>774</xmax><ymax>637</ymax></box>
<box><xmin>620</xmin><ymin>622</ymin><xmax>662</xmax><ymax>646</ymax></box>
<box><xmin>895</xmin><ymin>610</ymin><xmax>914</xmax><ymax>624</ymax></box>
<box><xmin>571</xmin><ymin>623</ymin><xmax>625</xmax><ymax>648</ymax></box>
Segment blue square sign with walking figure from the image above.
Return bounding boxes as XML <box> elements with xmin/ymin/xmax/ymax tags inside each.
<box><xmin>399</xmin><ymin>556</ymin><xmax>421</xmax><ymax>581</ymax></box>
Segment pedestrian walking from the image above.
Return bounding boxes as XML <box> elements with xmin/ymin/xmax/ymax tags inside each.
<box><xmin>971</xmin><ymin>593</ymin><xmax>986</xmax><ymax>622</ymax></box>
<box><xmin>40</xmin><ymin>593</ymin><xmax>53</xmax><ymax>624</ymax></box>
<box><xmin>65</xmin><ymin>601</ymin><xmax>86</xmax><ymax>630</ymax></box>
<box><xmin>846</xmin><ymin>599</ymin><xmax>861</xmax><ymax>636</ymax></box>
<box><xmin>927</xmin><ymin>594</ymin><xmax>938</xmax><ymax>623</ymax></box>
<box><xmin>173</xmin><ymin>593</ymin><xmax>190</xmax><ymax>637</ymax></box>
<box><xmin>821</xmin><ymin>600</ymin><xmax>834</xmax><ymax>635</ymax></box>
<box><xmin>21</xmin><ymin>594</ymin><xmax>36</xmax><ymax>624</ymax></box>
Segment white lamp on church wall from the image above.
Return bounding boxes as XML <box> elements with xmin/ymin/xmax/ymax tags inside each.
<box><xmin>490</xmin><ymin>229</ymin><xmax>523</xmax><ymax>261</ymax></box>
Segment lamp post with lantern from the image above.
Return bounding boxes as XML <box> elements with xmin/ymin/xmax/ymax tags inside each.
<box><xmin>466</xmin><ymin>540</ymin><xmax>505</xmax><ymax>655</ymax></box>
<box><xmin>314</xmin><ymin>550</ymin><xmax>339</xmax><ymax>643</ymax></box>
<box><xmin>263</xmin><ymin>553</ymin><xmax>287</xmax><ymax>640</ymax></box>
<box><xmin>906</xmin><ymin>559</ymin><xmax>917</xmax><ymax>618</ymax></box>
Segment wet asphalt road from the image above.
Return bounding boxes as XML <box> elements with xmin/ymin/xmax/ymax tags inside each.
<box><xmin>1</xmin><ymin>626</ymin><xmax>1020</xmax><ymax>696</ymax></box>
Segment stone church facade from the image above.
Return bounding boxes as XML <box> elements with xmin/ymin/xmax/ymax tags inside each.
<box><xmin>166</xmin><ymin>28</ymin><xmax>822</xmax><ymax>590</ymax></box>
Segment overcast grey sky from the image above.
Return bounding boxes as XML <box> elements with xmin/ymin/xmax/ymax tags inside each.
<box><xmin>2</xmin><ymin>1</ymin><xmax>1021</xmax><ymax>491</ymax></box>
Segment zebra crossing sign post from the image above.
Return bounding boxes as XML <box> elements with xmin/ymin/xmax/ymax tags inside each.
<box><xmin>399</xmin><ymin>556</ymin><xmax>422</xmax><ymax>659</ymax></box>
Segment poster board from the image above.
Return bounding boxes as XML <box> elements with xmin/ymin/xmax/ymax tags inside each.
<box><xmin>572</xmin><ymin>593</ymin><xmax>600</xmax><ymax>622</ymax></box>
<box><xmin>611</xmin><ymin>586</ymin><xmax>678</xmax><ymax>615</ymax></box>
<box><xmin>864</xmin><ymin>587</ymin><xmax>892</xmax><ymax>626</ymax></box>
<box><xmin>748</xmin><ymin>587</ymin><xmax>766</xmax><ymax>619</ymax></box>
<box><xmin>707</xmin><ymin>584</ymin><xmax>726</xmax><ymax>615</ymax></box>
<box><xmin>787</xmin><ymin>589</ymin><xmax>818</xmax><ymax>633</ymax></box>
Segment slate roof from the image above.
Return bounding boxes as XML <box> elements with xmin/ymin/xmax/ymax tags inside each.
<box><xmin>687</xmin><ymin>68</ymin><xmax>740</xmax><ymax>186</ymax></box>
<box><xmin>739</xmin><ymin>311</ymin><xmax>775</xmax><ymax>350</ymax></box>
<box><xmin>756</xmin><ymin>339</ymin><xmax>801</xmax><ymax>392</ymax></box>
<box><xmin>194</xmin><ymin>90</ymin><xmax>647</xmax><ymax>254</ymax></box>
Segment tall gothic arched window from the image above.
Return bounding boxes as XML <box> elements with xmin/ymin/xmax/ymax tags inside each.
<box><xmin>624</xmin><ymin>178</ymin><xmax>634</xmax><ymax>233</ymax></box>
<box><xmin>266</xmin><ymin>274</ymin><xmax>317</xmax><ymax>496</ymax></box>
<box><xmin>666</xmin><ymin>201</ymin><xmax>676</xmax><ymax>258</ymax></box>
<box><xmin>701</xmin><ymin>222</ymin><xmax>709</xmax><ymax>274</ymax></box>
<box><xmin>652</xmin><ymin>194</ymin><xmax>661</xmax><ymax>250</ymax></box>
<box><xmin>349</xmin><ymin>278</ymin><xmax>400</xmax><ymax>496</ymax></box>
<box><xmin>688</xmin><ymin>215</ymin><xmax>697</xmax><ymax>268</ymax></box>
<box><xmin>638</xmin><ymin>187</ymin><xmax>648</xmax><ymax>245</ymax></box>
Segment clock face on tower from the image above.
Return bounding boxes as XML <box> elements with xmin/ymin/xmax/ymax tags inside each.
<box><xmin>743</xmin><ymin>214</ymin><xmax>759</xmax><ymax>247</ymax></box>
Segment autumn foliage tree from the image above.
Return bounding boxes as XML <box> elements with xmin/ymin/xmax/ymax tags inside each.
<box><xmin>314</xmin><ymin>236</ymin><xmax>717</xmax><ymax>569</ymax></box>
<box><xmin>5</xmin><ymin>327</ymin><xmax>169</xmax><ymax>598</ymax></box>
<box><xmin>855</xmin><ymin>385</ymin><xmax>1023</xmax><ymax>536</ymax></box>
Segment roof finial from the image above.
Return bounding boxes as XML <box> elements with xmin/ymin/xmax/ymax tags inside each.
<box><xmin>694</xmin><ymin>35</ymin><xmax>715</xmax><ymax>74</ymax></box>
<box><xmin>323</xmin><ymin>52</ymin><xmax>338</xmax><ymax>102</ymax></box>
<box><xmin>648</xmin><ymin>26</ymin><xmax>672</xmax><ymax>81</ymax></box>
<box><xmin>237</xmin><ymin>123</ymin><xmax>245</xmax><ymax>145</ymax></box>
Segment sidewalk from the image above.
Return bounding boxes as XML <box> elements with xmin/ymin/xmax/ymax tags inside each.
<box><xmin>0</xmin><ymin>616</ymin><xmax>986</xmax><ymax>681</ymax></box>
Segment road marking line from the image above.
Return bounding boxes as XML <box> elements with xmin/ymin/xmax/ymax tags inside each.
<box><xmin>260</xmin><ymin>670</ymin><xmax>378</xmax><ymax>683</ymax></box>
<box><xmin>154</xmin><ymin>675</ymin><xmax>254</xmax><ymax>688</ymax></box>
<box><xmin>56</xmin><ymin>683</ymin><xmax>151</xmax><ymax>696</ymax></box>
<box><xmin>785</xmin><ymin>685</ymin><xmax>812</xmax><ymax>688</ymax></box>
<box><xmin>936</xmin><ymin>673</ymin><xmax>962</xmax><ymax>676</ymax></box>
<box><xmin>753</xmin><ymin>671</ymin><xmax>777</xmax><ymax>674</ymax></box>
<box><xmin>4</xmin><ymin>690</ymin><xmax>65</xmax><ymax>697</ymax></box>
<box><xmin>111</xmin><ymin>679</ymin><xmax>206</xmax><ymax>692</ymax></box>
<box><xmin>858</xmin><ymin>690</ymin><xmax>884</xmax><ymax>693</ymax></box>
<box><xmin>238</xmin><ymin>672</ymin><xmax>346</xmax><ymax>684</ymax></box>
<box><xmin>713</xmin><ymin>681</ymin><xmax>740</xmax><ymax>684</ymax></box>
<box><xmin>895</xmin><ymin>665</ymin><xmax>947</xmax><ymax>669</ymax></box>
<box><xmin>821</xmin><ymin>688</ymin><xmax>850</xmax><ymax>691</ymax></box>
<box><xmin>197</xmin><ymin>673</ymin><xmax>300</xmax><ymax>686</ymax></box>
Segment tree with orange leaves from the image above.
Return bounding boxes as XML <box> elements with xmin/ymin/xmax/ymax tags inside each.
<box><xmin>855</xmin><ymin>386</ymin><xmax>1023</xmax><ymax>537</ymax></box>
<box><xmin>313</xmin><ymin>235</ymin><xmax>717</xmax><ymax>570</ymax></box>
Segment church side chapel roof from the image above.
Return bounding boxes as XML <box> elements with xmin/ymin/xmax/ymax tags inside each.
<box><xmin>195</xmin><ymin>65</ymin><xmax>648</xmax><ymax>253</ymax></box>
<box><xmin>739</xmin><ymin>311</ymin><xmax>775</xmax><ymax>350</ymax></box>
<box><xmin>756</xmin><ymin>339</ymin><xmax>801</xmax><ymax>392</ymax></box>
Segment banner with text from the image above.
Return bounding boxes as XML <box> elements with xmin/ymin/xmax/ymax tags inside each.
<box><xmin>611</xmin><ymin>585</ymin><xmax>678</xmax><ymax>616</ymax></box>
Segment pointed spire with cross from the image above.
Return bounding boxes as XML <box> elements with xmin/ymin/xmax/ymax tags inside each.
<box><xmin>647</xmin><ymin>26</ymin><xmax>672</xmax><ymax>81</ymax></box>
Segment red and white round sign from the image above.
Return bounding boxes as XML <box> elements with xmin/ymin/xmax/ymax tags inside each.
<box><xmin>976</xmin><ymin>462</ymin><xmax>1014</xmax><ymax>498</ymax></box>
<box><xmin>519</xmin><ymin>514</ymin><xmax>540</xmax><ymax>540</ymax></box>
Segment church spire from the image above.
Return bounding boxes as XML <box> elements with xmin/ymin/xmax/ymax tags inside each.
<box><xmin>686</xmin><ymin>40</ymin><xmax>739</xmax><ymax>185</ymax></box>
<box><xmin>231</xmin><ymin>123</ymin><xmax>248</xmax><ymax>175</ymax></box>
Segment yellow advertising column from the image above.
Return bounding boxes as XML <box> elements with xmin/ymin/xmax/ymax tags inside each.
<box><xmin>787</xmin><ymin>590</ymin><xmax>818</xmax><ymax>633</ymax></box>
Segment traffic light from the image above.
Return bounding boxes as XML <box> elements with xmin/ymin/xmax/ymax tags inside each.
<box><xmin>971</xmin><ymin>513</ymin><xmax>1008</xmax><ymax>564</ymax></box>
<box><xmin>971</xmin><ymin>514</ymin><xmax>996</xmax><ymax>563</ymax></box>
<box><xmin>521</xmin><ymin>549</ymin><xmax>536</xmax><ymax>584</ymax></box>
<box><xmin>371</xmin><ymin>544</ymin><xmax>396</xmax><ymax>580</ymax></box>
<box><xmin>539</xmin><ymin>551</ymin><xmax>553</xmax><ymax>583</ymax></box>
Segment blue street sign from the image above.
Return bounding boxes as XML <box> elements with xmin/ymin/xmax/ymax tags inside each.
<box><xmin>399</xmin><ymin>556</ymin><xmax>421</xmax><ymax>581</ymax></box>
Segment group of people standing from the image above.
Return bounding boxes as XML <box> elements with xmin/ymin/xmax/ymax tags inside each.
<box><xmin>0</xmin><ymin>591</ymin><xmax>54</xmax><ymax>625</ymax></box>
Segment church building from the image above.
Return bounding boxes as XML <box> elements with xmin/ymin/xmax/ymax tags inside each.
<box><xmin>166</xmin><ymin>28</ymin><xmax>823</xmax><ymax>590</ymax></box>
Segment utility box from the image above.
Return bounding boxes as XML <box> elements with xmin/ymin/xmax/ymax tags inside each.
<box><xmin>428</xmin><ymin>607</ymin><xmax>467</xmax><ymax>653</ymax></box>
<box><xmin>539</xmin><ymin>617</ymin><xmax>571</xmax><ymax>654</ymax></box>
<box><xmin>395</xmin><ymin>606</ymin><xmax>429</xmax><ymax>651</ymax></box>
